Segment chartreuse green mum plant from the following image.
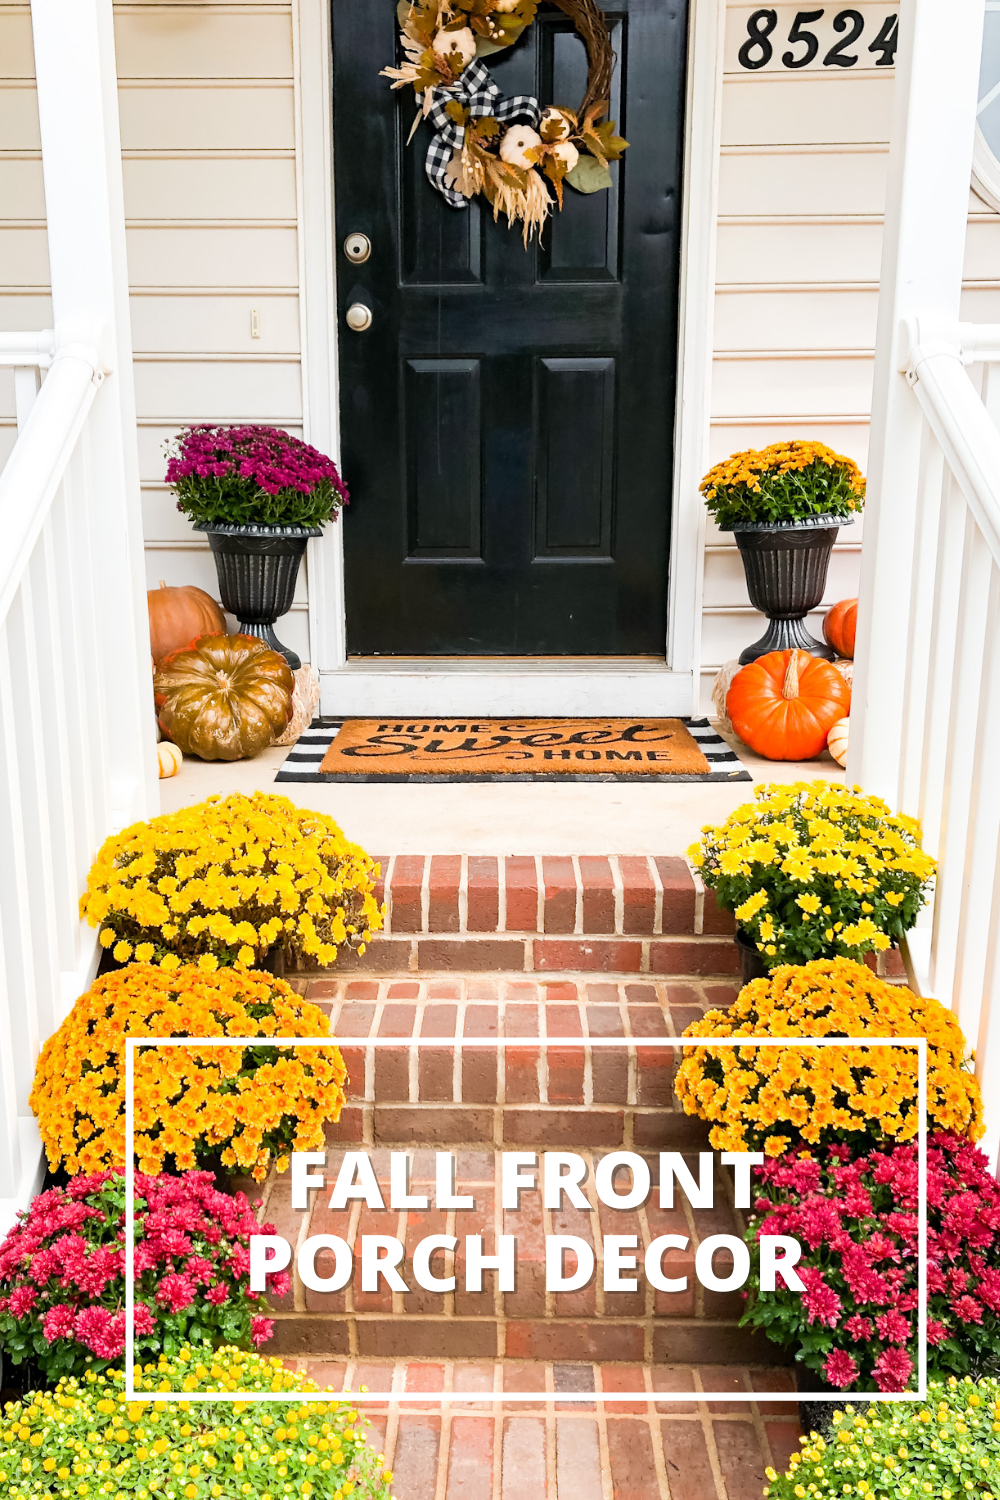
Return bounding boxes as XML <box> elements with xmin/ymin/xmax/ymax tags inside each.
<box><xmin>689</xmin><ymin>781</ymin><xmax>936</xmax><ymax>970</ymax></box>
<box><xmin>763</xmin><ymin>1377</ymin><xmax>1000</xmax><ymax>1499</ymax></box>
<box><xmin>0</xmin><ymin>1346</ymin><xmax>394</xmax><ymax>1500</ymax></box>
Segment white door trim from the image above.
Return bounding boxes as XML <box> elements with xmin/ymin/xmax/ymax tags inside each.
<box><xmin>294</xmin><ymin>0</ymin><xmax>725</xmax><ymax>715</ymax></box>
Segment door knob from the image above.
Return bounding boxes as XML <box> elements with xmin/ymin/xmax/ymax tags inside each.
<box><xmin>346</xmin><ymin>303</ymin><xmax>373</xmax><ymax>332</ymax></box>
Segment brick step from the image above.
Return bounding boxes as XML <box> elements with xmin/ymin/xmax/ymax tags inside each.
<box><xmin>260</xmin><ymin>976</ymin><xmax>783</xmax><ymax>1370</ymax></box>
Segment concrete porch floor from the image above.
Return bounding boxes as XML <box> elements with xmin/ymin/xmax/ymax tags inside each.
<box><xmin>158</xmin><ymin>724</ymin><xmax>844</xmax><ymax>854</ymax></box>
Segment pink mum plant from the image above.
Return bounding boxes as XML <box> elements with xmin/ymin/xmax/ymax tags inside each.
<box><xmin>0</xmin><ymin>1171</ymin><xmax>289</xmax><ymax>1382</ymax></box>
<box><xmin>165</xmin><ymin>424</ymin><xmax>348</xmax><ymax>530</ymax></box>
<box><xmin>741</xmin><ymin>1133</ymin><xmax>1000</xmax><ymax>1392</ymax></box>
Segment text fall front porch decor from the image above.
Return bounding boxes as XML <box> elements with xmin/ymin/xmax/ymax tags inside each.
<box><xmin>384</xmin><ymin>0</ymin><xmax>628</xmax><ymax>239</ymax></box>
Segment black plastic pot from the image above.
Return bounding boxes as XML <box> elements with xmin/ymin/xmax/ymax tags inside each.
<box><xmin>796</xmin><ymin>1366</ymin><xmax>862</xmax><ymax>1441</ymax></box>
<box><xmin>196</xmin><ymin>522</ymin><xmax>322</xmax><ymax>670</ymax></box>
<box><xmin>730</xmin><ymin>515</ymin><xmax>852</xmax><ymax>665</ymax></box>
<box><xmin>735</xmin><ymin>927</ymin><xmax>769</xmax><ymax>986</ymax></box>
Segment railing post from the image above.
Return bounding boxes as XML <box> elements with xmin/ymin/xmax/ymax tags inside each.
<box><xmin>848</xmin><ymin>0</ymin><xmax>986</xmax><ymax>801</ymax></box>
<box><xmin>28</xmin><ymin>0</ymin><xmax>157</xmax><ymax>823</ymax></box>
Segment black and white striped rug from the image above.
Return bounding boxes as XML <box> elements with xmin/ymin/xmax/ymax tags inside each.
<box><xmin>275</xmin><ymin>719</ymin><xmax>750</xmax><ymax>784</ymax></box>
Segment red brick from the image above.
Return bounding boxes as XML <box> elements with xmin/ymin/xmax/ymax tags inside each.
<box><xmin>579</xmin><ymin>856</ymin><xmax>615</xmax><ymax>933</ymax></box>
<box><xmin>417</xmin><ymin>938</ymin><xmax>527</xmax><ymax>970</ymax></box>
<box><xmin>331</xmin><ymin>937</ymin><xmax>409</xmax><ymax>971</ymax></box>
<box><xmin>501</xmin><ymin>1417</ymin><xmax>546</xmax><ymax>1498</ymax></box>
<box><xmin>502</xmin><ymin>1109</ymin><xmax>625</xmax><ymax>1148</ymax></box>
<box><xmin>373</xmin><ymin>1106</ymin><xmax>494</xmax><ymax>1143</ymax></box>
<box><xmin>359</xmin><ymin>1322</ymin><xmax>498</xmax><ymax>1359</ymax></box>
<box><xmin>880</xmin><ymin>945</ymin><xmax>908</xmax><ymax>978</ymax></box>
<box><xmin>258</xmin><ymin>1179</ymin><xmax>301</xmax><ymax>1310</ymax></box>
<box><xmin>505</xmin><ymin>856</ymin><xmax>539</xmax><ymax>932</ymax></box>
<box><xmin>323</xmin><ymin>1104</ymin><xmax>366</xmax><ymax>1142</ymax></box>
<box><xmin>748</xmin><ymin>1365</ymin><xmax>798</xmax><ymax>1417</ymax></box>
<box><xmin>592</xmin><ymin>1049</ymin><xmax>629</xmax><ymax>1104</ymax></box>
<box><xmin>546</xmin><ymin>1002</ymin><xmax>585</xmax><ymax>1103</ymax></box>
<box><xmin>659</xmin><ymin>1420</ymin><xmax>718</xmax><ymax>1500</ymax></box>
<box><xmin>650</xmin><ymin>1366</ymin><xmax>697</xmax><ymax>1412</ymax></box>
<box><xmin>263</xmin><ymin>1318</ymin><xmax>350</xmax><ymax>1356</ymax></box>
<box><xmin>648</xmin><ymin>939</ymin><xmax>740</xmax><ymax>976</ymax></box>
<box><xmin>504</xmin><ymin>1046</ymin><xmax>540</xmax><ymax>1105</ymax></box>
<box><xmin>391</xmin><ymin>1417</ymin><xmax>442</xmax><ymax>1498</ymax></box>
<box><xmin>699</xmin><ymin>1365</ymin><xmax>750</xmax><ymax>1414</ymax></box>
<box><xmin>542</xmin><ymin>856</ymin><xmax>577</xmax><ymax>934</ymax></box>
<box><xmin>555</xmin><ymin>1417</ymin><xmax>603</xmax><ymax>1500</ymax></box>
<box><xmin>374</xmin><ymin>1046</ymin><xmax>409</xmax><ymax>1103</ymax></box>
<box><xmin>632</xmin><ymin>1110</ymin><xmax>711</xmax><ymax>1149</ymax></box>
<box><xmin>619</xmin><ymin>855</ymin><xmax>656</xmax><ymax>935</ymax></box>
<box><xmin>418</xmin><ymin>1003</ymin><xmax>456</xmax><ymax>1101</ymax></box>
<box><xmin>607</xmin><ymin>1417</ymin><xmax>661</xmax><ymax>1500</ymax></box>
<box><xmin>655</xmin><ymin>856</ymin><xmax>697</xmax><ymax>934</ymax></box>
<box><xmin>387</xmin><ymin>981</ymin><xmax>420</xmax><ymax>999</ymax></box>
<box><xmin>389</xmin><ymin>855</ymin><xmax>425</xmax><ymax>933</ymax></box>
<box><xmin>446</xmin><ymin>1416</ymin><xmax>494</xmax><ymax>1500</ymax></box>
<box><xmin>652</xmin><ymin>1322</ymin><xmax>783</xmax><ymax>1365</ymax></box>
<box><xmin>764</xmin><ymin>1418</ymin><xmax>803</xmax><ymax>1473</ymax></box>
<box><xmin>428</xmin><ymin>855</ymin><xmax>462</xmax><ymax>932</ymax></box>
<box><xmin>505</xmin><ymin>1321</ymin><xmax>643</xmax><ymax>1361</ymax></box>
<box><xmin>636</xmin><ymin>1046</ymin><xmax>674</xmax><ymax>1106</ymax></box>
<box><xmin>534</xmin><ymin>938</ymin><xmax>642</xmax><ymax>972</ymax></box>
<box><xmin>335</xmin><ymin>1044</ymin><xmax>367</xmax><ymax>1099</ymax></box>
<box><xmin>467</xmin><ymin>856</ymin><xmax>500</xmax><ymax>932</ymax></box>
<box><xmin>462</xmin><ymin>1005</ymin><xmax>499</xmax><ymax>1103</ymax></box>
<box><xmin>713</xmin><ymin>1420</ymin><xmax>769</xmax><ymax>1500</ymax></box>
<box><xmin>587</xmin><ymin>1002</ymin><xmax>625</xmax><ymax>1035</ymax></box>
<box><xmin>330</xmin><ymin>1004</ymin><xmax>375</xmax><ymax>1039</ymax></box>
<box><xmin>702</xmin><ymin>887</ymin><xmax>736</xmax><ymax>935</ymax></box>
<box><xmin>600</xmin><ymin>1365</ymin><xmax>648</xmax><ymax>1414</ymax></box>
<box><xmin>370</xmin><ymin>856</ymin><xmax>389</xmax><ymax>915</ymax></box>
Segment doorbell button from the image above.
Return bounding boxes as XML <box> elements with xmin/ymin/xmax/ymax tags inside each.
<box><xmin>346</xmin><ymin>302</ymin><xmax>373</xmax><ymax>332</ymax></box>
<box><xmin>344</xmin><ymin>233</ymin><xmax>372</xmax><ymax>263</ymax></box>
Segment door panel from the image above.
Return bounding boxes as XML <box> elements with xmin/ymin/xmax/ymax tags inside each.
<box><xmin>332</xmin><ymin>0</ymin><xmax>688</xmax><ymax>655</ymax></box>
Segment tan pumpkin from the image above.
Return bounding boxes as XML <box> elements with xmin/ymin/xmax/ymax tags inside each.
<box><xmin>154</xmin><ymin>634</ymin><xmax>294</xmax><ymax>761</ymax></box>
<box><xmin>827</xmin><ymin>717</ymin><xmax>850</xmax><ymax>767</ymax></box>
<box><xmin>147</xmin><ymin>580</ymin><xmax>226</xmax><ymax>666</ymax></box>
<box><xmin>157</xmin><ymin>741</ymin><xmax>183</xmax><ymax>779</ymax></box>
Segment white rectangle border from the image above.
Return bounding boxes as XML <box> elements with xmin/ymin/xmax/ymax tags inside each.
<box><xmin>125</xmin><ymin>1034</ymin><xmax>928</xmax><ymax>1405</ymax></box>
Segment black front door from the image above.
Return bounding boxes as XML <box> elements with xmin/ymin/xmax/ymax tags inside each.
<box><xmin>332</xmin><ymin>0</ymin><xmax>688</xmax><ymax>655</ymax></box>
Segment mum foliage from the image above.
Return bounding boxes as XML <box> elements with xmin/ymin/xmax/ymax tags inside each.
<box><xmin>764</xmin><ymin>1377</ymin><xmax>1000</xmax><ymax>1500</ymax></box>
<box><xmin>80</xmin><ymin>791</ymin><xmax>383</xmax><ymax>970</ymax></box>
<box><xmin>0</xmin><ymin>1346</ymin><xmax>394</xmax><ymax>1500</ymax></box>
<box><xmin>689</xmin><ymin>781</ymin><xmax>935</xmax><ymax>969</ymax></box>
<box><xmin>742</xmin><ymin>1135</ymin><xmax>1000</xmax><ymax>1393</ymax></box>
<box><xmin>700</xmin><ymin>439</ymin><xmax>865</xmax><ymax>529</ymax></box>
<box><xmin>675</xmin><ymin>958</ymin><xmax>982</xmax><ymax>1156</ymax></box>
<box><xmin>165</xmin><ymin>424</ymin><xmax>348</xmax><ymax>530</ymax></box>
<box><xmin>30</xmin><ymin>964</ymin><xmax>346</xmax><ymax>1181</ymax></box>
<box><xmin>0</xmin><ymin>1172</ymin><xmax>287</xmax><ymax>1381</ymax></box>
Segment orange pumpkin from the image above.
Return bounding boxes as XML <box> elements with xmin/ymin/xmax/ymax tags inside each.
<box><xmin>154</xmin><ymin>634</ymin><xmax>294</xmax><ymax>761</ymax></box>
<box><xmin>147</xmin><ymin>580</ymin><xmax>226</xmax><ymax>666</ymax></box>
<box><xmin>823</xmin><ymin>597</ymin><xmax>858</xmax><ymax>659</ymax></box>
<box><xmin>726</xmin><ymin>649</ymin><xmax>851</xmax><ymax>761</ymax></box>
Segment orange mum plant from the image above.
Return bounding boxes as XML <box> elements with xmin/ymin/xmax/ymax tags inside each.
<box><xmin>29</xmin><ymin>964</ymin><xmax>346</xmax><ymax>1181</ymax></box>
<box><xmin>79</xmin><ymin>791</ymin><xmax>384</xmax><ymax>970</ymax></box>
<box><xmin>674</xmin><ymin>957</ymin><xmax>983</xmax><ymax>1157</ymax></box>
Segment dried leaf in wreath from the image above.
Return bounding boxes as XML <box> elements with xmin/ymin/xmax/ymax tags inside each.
<box><xmin>565</xmin><ymin>153</ymin><xmax>613</xmax><ymax>194</ymax></box>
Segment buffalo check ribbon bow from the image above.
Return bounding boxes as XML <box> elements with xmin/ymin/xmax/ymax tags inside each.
<box><xmin>423</xmin><ymin>59</ymin><xmax>542</xmax><ymax>207</ymax></box>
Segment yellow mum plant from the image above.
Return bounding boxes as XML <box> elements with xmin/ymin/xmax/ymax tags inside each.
<box><xmin>0</xmin><ymin>1346</ymin><xmax>393</xmax><ymax>1500</ymax></box>
<box><xmin>689</xmin><ymin>781</ymin><xmax>936</xmax><ymax>970</ymax></box>
<box><xmin>30</xmin><ymin>964</ymin><xmax>346</xmax><ymax>1180</ymax></box>
<box><xmin>79</xmin><ymin>791</ymin><xmax>384</xmax><ymax>970</ymax></box>
<box><xmin>700</xmin><ymin>439</ymin><xmax>865</xmax><ymax>529</ymax></box>
<box><xmin>674</xmin><ymin>957</ymin><xmax>983</xmax><ymax>1156</ymax></box>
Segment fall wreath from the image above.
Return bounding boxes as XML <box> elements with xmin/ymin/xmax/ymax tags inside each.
<box><xmin>383</xmin><ymin>0</ymin><xmax>628</xmax><ymax>240</ymax></box>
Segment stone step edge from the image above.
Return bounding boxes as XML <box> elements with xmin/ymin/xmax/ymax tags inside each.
<box><xmin>365</xmin><ymin>854</ymin><xmax>736</xmax><ymax>940</ymax></box>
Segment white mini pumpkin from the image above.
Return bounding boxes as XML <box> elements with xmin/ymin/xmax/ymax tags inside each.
<box><xmin>494</xmin><ymin>0</ymin><xmax>520</xmax><ymax>10</ymax></box>
<box><xmin>827</xmin><ymin>717</ymin><xmax>849</xmax><ymax>767</ymax></box>
<box><xmin>500</xmin><ymin>124</ymin><xmax>542</xmax><ymax>169</ymax></box>
<box><xmin>552</xmin><ymin>141</ymin><xmax>579</xmax><ymax>171</ymax></box>
<box><xmin>157</xmin><ymin>741</ymin><xmax>183</xmax><ymax>779</ymax></box>
<box><xmin>433</xmin><ymin>25</ymin><xmax>476</xmax><ymax>68</ymax></box>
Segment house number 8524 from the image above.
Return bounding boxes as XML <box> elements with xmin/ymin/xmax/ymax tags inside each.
<box><xmin>738</xmin><ymin>9</ymin><xmax>899</xmax><ymax>70</ymax></box>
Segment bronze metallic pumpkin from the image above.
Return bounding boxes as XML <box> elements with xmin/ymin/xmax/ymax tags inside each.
<box><xmin>154</xmin><ymin>634</ymin><xmax>294</xmax><ymax>761</ymax></box>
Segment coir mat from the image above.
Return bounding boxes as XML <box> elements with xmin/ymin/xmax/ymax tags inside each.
<box><xmin>276</xmin><ymin>718</ymin><xmax>751</xmax><ymax>783</ymax></box>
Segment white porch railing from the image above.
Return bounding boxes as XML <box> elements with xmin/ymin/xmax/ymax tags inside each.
<box><xmin>848</xmin><ymin>0</ymin><xmax>1000</xmax><ymax>1169</ymax></box>
<box><xmin>0</xmin><ymin>0</ymin><xmax>157</xmax><ymax>1233</ymax></box>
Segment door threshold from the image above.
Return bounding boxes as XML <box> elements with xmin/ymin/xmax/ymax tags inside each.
<box><xmin>319</xmin><ymin>660</ymin><xmax>695</xmax><ymax>716</ymax></box>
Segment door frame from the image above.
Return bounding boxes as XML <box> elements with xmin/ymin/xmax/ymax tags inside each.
<box><xmin>294</xmin><ymin>0</ymin><xmax>725</xmax><ymax>715</ymax></box>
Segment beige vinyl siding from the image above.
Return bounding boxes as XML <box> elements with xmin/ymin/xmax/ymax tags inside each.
<box><xmin>704</xmin><ymin>1</ymin><xmax>1000</xmax><ymax>705</ymax></box>
<box><xmin>0</xmin><ymin>0</ymin><xmax>311</xmax><ymax>663</ymax></box>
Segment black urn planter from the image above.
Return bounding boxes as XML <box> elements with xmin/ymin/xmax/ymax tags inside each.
<box><xmin>729</xmin><ymin>515</ymin><xmax>852</xmax><ymax>665</ymax></box>
<box><xmin>735</xmin><ymin>927</ymin><xmax>770</xmax><ymax>986</ymax></box>
<box><xmin>196</xmin><ymin>522</ymin><xmax>322</xmax><ymax>671</ymax></box>
<box><xmin>796</xmin><ymin>1366</ymin><xmax>864</xmax><ymax>1441</ymax></box>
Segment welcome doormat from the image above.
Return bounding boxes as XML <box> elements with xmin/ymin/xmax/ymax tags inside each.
<box><xmin>276</xmin><ymin>718</ymin><xmax>751</xmax><ymax>783</ymax></box>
